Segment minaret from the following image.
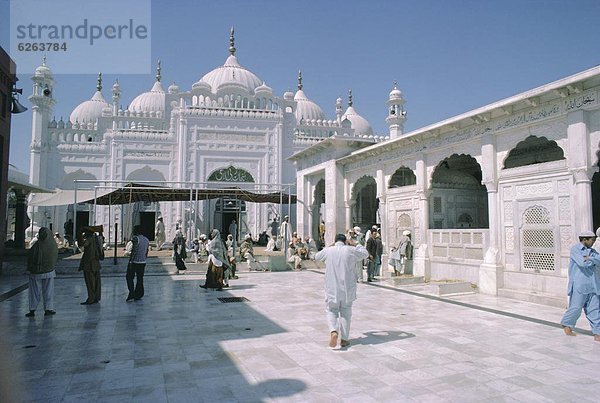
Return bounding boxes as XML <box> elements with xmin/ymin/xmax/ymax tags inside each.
<box><xmin>28</xmin><ymin>55</ymin><xmax>56</xmax><ymax>187</ymax></box>
<box><xmin>111</xmin><ymin>79</ymin><xmax>121</xmax><ymax>112</ymax></box>
<box><xmin>335</xmin><ymin>97</ymin><xmax>343</xmax><ymax>122</ymax></box>
<box><xmin>386</xmin><ymin>81</ymin><xmax>406</xmax><ymax>139</ymax></box>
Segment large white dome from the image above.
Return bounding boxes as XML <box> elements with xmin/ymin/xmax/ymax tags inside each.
<box><xmin>69</xmin><ymin>90</ymin><xmax>109</xmax><ymax>124</ymax></box>
<box><xmin>129</xmin><ymin>81</ymin><xmax>165</xmax><ymax>114</ymax></box>
<box><xmin>194</xmin><ymin>55</ymin><xmax>263</xmax><ymax>95</ymax></box>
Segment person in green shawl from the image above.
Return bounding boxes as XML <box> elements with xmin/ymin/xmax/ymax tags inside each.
<box><xmin>26</xmin><ymin>227</ymin><xmax>58</xmax><ymax>317</ymax></box>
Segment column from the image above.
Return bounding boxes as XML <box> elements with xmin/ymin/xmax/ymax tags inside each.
<box><xmin>567</xmin><ymin>110</ymin><xmax>593</xmax><ymax>233</ymax></box>
<box><xmin>324</xmin><ymin>160</ymin><xmax>344</xmax><ymax>245</ymax></box>
<box><xmin>479</xmin><ymin>134</ymin><xmax>503</xmax><ymax>295</ymax></box>
<box><xmin>345</xmin><ymin>200</ymin><xmax>354</xmax><ymax>231</ymax></box>
<box><xmin>413</xmin><ymin>157</ymin><xmax>430</xmax><ymax>279</ymax></box>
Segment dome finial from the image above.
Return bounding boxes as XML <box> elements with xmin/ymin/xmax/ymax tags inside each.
<box><xmin>393</xmin><ymin>80</ymin><xmax>398</xmax><ymax>89</ymax></box>
<box><xmin>229</xmin><ymin>26</ymin><xmax>236</xmax><ymax>55</ymax></box>
<box><xmin>42</xmin><ymin>54</ymin><xmax>47</xmax><ymax>66</ymax></box>
<box><xmin>97</xmin><ymin>72</ymin><xmax>103</xmax><ymax>91</ymax></box>
<box><xmin>348</xmin><ymin>89</ymin><xmax>353</xmax><ymax>107</ymax></box>
<box><xmin>297</xmin><ymin>70</ymin><xmax>303</xmax><ymax>90</ymax></box>
<box><xmin>156</xmin><ymin>59</ymin><xmax>162</xmax><ymax>82</ymax></box>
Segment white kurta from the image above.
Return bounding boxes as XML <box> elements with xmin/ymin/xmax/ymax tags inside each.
<box><xmin>316</xmin><ymin>241</ymin><xmax>369</xmax><ymax>304</ymax></box>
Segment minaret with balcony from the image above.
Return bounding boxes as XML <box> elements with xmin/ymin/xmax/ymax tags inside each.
<box><xmin>28</xmin><ymin>56</ymin><xmax>56</xmax><ymax>187</ymax></box>
<box><xmin>386</xmin><ymin>82</ymin><xmax>406</xmax><ymax>139</ymax></box>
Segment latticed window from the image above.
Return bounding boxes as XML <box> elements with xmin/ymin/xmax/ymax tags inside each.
<box><xmin>433</xmin><ymin>197</ymin><xmax>442</xmax><ymax>213</ymax></box>
<box><xmin>520</xmin><ymin>206</ymin><xmax>555</xmax><ymax>272</ymax></box>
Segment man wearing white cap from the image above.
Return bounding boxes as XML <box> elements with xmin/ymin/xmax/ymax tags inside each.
<box><xmin>399</xmin><ymin>230</ymin><xmax>413</xmax><ymax>275</ymax></box>
<box><xmin>560</xmin><ymin>230</ymin><xmax>600</xmax><ymax>341</ymax></box>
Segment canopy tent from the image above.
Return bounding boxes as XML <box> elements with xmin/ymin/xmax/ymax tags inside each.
<box><xmin>29</xmin><ymin>183</ymin><xmax>296</xmax><ymax>206</ymax></box>
<box><xmin>91</xmin><ymin>183</ymin><xmax>297</xmax><ymax>205</ymax></box>
<box><xmin>28</xmin><ymin>189</ymin><xmax>112</xmax><ymax>206</ymax></box>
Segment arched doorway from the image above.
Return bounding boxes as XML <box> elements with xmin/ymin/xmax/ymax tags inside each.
<box><xmin>312</xmin><ymin>178</ymin><xmax>325</xmax><ymax>245</ymax></box>
<box><xmin>207</xmin><ymin>166</ymin><xmax>255</xmax><ymax>238</ymax></box>
<box><xmin>352</xmin><ymin>175</ymin><xmax>377</xmax><ymax>230</ymax></box>
<box><xmin>430</xmin><ymin>154</ymin><xmax>488</xmax><ymax>229</ymax></box>
<box><xmin>124</xmin><ymin>166</ymin><xmax>167</xmax><ymax>241</ymax></box>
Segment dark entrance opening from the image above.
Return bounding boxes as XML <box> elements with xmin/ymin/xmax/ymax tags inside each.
<box><xmin>139</xmin><ymin>212</ymin><xmax>156</xmax><ymax>241</ymax></box>
<box><xmin>592</xmin><ymin>170</ymin><xmax>600</xmax><ymax>232</ymax></box>
<box><xmin>75</xmin><ymin>211</ymin><xmax>89</xmax><ymax>236</ymax></box>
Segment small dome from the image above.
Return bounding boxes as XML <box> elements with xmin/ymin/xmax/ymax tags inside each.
<box><xmin>168</xmin><ymin>82</ymin><xmax>180</xmax><ymax>94</ymax></box>
<box><xmin>283</xmin><ymin>91</ymin><xmax>294</xmax><ymax>101</ymax></box>
<box><xmin>191</xmin><ymin>80</ymin><xmax>212</xmax><ymax>93</ymax></box>
<box><xmin>294</xmin><ymin>89</ymin><xmax>325</xmax><ymax>124</ymax></box>
<box><xmin>255</xmin><ymin>82</ymin><xmax>273</xmax><ymax>94</ymax></box>
<box><xmin>194</xmin><ymin>55</ymin><xmax>263</xmax><ymax>95</ymax></box>
<box><xmin>129</xmin><ymin>81</ymin><xmax>165</xmax><ymax>114</ymax></box>
<box><xmin>342</xmin><ymin>106</ymin><xmax>373</xmax><ymax>136</ymax></box>
<box><xmin>34</xmin><ymin>58</ymin><xmax>52</xmax><ymax>78</ymax></box>
<box><xmin>69</xmin><ymin>90</ymin><xmax>109</xmax><ymax>124</ymax></box>
<box><xmin>389</xmin><ymin>85</ymin><xmax>403</xmax><ymax>100</ymax></box>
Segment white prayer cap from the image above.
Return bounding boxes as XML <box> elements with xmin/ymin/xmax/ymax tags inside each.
<box><xmin>245</xmin><ymin>234</ymin><xmax>252</xmax><ymax>240</ymax></box>
<box><xmin>403</xmin><ymin>230</ymin><xmax>411</xmax><ymax>236</ymax></box>
<box><xmin>578</xmin><ymin>230</ymin><xmax>596</xmax><ymax>238</ymax></box>
<box><xmin>353</xmin><ymin>226</ymin><xmax>361</xmax><ymax>232</ymax></box>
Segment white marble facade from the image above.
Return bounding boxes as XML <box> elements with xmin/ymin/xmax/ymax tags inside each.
<box><xmin>292</xmin><ymin>67</ymin><xmax>600</xmax><ymax>306</ymax></box>
<box><xmin>27</xmin><ymin>30</ymin><xmax>381</xmax><ymax>243</ymax></box>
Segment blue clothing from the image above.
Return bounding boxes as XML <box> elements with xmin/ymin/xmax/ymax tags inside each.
<box><xmin>566</xmin><ymin>244</ymin><xmax>600</xmax><ymax>296</ymax></box>
<box><xmin>561</xmin><ymin>243</ymin><xmax>600</xmax><ymax>334</ymax></box>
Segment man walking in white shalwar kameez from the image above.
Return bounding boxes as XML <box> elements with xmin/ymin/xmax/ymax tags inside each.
<box><xmin>315</xmin><ymin>233</ymin><xmax>369</xmax><ymax>348</ymax></box>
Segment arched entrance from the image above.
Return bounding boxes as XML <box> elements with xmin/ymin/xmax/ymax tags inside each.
<box><xmin>352</xmin><ymin>175</ymin><xmax>377</xmax><ymax>230</ymax></box>
<box><xmin>430</xmin><ymin>154</ymin><xmax>488</xmax><ymax>229</ymax></box>
<box><xmin>312</xmin><ymin>178</ymin><xmax>325</xmax><ymax>244</ymax></box>
<box><xmin>125</xmin><ymin>166</ymin><xmax>167</xmax><ymax>241</ymax></box>
<box><xmin>207</xmin><ymin>166</ymin><xmax>255</xmax><ymax>238</ymax></box>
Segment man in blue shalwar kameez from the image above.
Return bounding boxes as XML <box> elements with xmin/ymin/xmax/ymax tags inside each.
<box><xmin>560</xmin><ymin>230</ymin><xmax>600</xmax><ymax>341</ymax></box>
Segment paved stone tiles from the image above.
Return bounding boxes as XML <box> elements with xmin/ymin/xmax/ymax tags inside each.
<box><xmin>1</xmin><ymin>270</ymin><xmax>599</xmax><ymax>402</ymax></box>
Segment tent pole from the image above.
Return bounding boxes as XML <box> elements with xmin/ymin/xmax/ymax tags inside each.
<box><xmin>73</xmin><ymin>182</ymin><xmax>77</xmax><ymax>253</ymax></box>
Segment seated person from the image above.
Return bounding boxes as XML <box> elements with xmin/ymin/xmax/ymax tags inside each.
<box><xmin>239</xmin><ymin>234</ymin><xmax>256</xmax><ymax>270</ymax></box>
<box><xmin>54</xmin><ymin>232</ymin><xmax>69</xmax><ymax>252</ymax></box>
<box><xmin>258</xmin><ymin>231</ymin><xmax>269</xmax><ymax>246</ymax></box>
<box><xmin>265</xmin><ymin>236</ymin><xmax>276</xmax><ymax>252</ymax></box>
<box><xmin>304</xmin><ymin>236</ymin><xmax>317</xmax><ymax>259</ymax></box>
<box><xmin>295</xmin><ymin>238</ymin><xmax>308</xmax><ymax>260</ymax></box>
<box><xmin>287</xmin><ymin>242</ymin><xmax>303</xmax><ymax>270</ymax></box>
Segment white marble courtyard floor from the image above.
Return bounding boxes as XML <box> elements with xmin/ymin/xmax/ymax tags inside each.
<box><xmin>1</xmin><ymin>269</ymin><xmax>599</xmax><ymax>403</ymax></box>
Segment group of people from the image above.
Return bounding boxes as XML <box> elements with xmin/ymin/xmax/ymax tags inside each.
<box><xmin>26</xmin><ymin>218</ymin><xmax>600</xmax><ymax>348</ymax></box>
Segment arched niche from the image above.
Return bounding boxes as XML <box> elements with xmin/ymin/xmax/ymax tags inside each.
<box><xmin>429</xmin><ymin>154</ymin><xmax>488</xmax><ymax>229</ymax></box>
<box><xmin>125</xmin><ymin>166</ymin><xmax>167</xmax><ymax>185</ymax></box>
<box><xmin>60</xmin><ymin>169</ymin><xmax>97</xmax><ymax>190</ymax></box>
<box><xmin>503</xmin><ymin>135</ymin><xmax>565</xmax><ymax>169</ymax></box>
<box><xmin>389</xmin><ymin>166</ymin><xmax>416</xmax><ymax>188</ymax></box>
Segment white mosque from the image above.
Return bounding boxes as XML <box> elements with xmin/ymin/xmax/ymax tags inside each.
<box><xmin>27</xmin><ymin>28</ymin><xmax>600</xmax><ymax>306</ymax></box>
<box><xmin>27</xmin><ymin>29</ymin><xmax>383</xmax><ymax>243</ymax></box>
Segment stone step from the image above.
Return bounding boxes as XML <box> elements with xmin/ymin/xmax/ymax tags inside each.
<box><xmin>498</xmin><ymin>287</ymin><xmax>566</xmax><ymax>309</ymax></box>
<box><xmin>428</xmin><ymin>281</ymin><xmax>475</xmax><ymax>296</ymax></box>
<box><xmin>390</xmin><ymin>275</ymin><xmax>425</xmax><ymax>285</ymax></box>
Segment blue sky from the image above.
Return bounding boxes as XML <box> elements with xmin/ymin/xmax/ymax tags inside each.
<box><xmin>2</xmin><ymin>0</ymin><xmax>600</xmax><ymax>173</ymax></box>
